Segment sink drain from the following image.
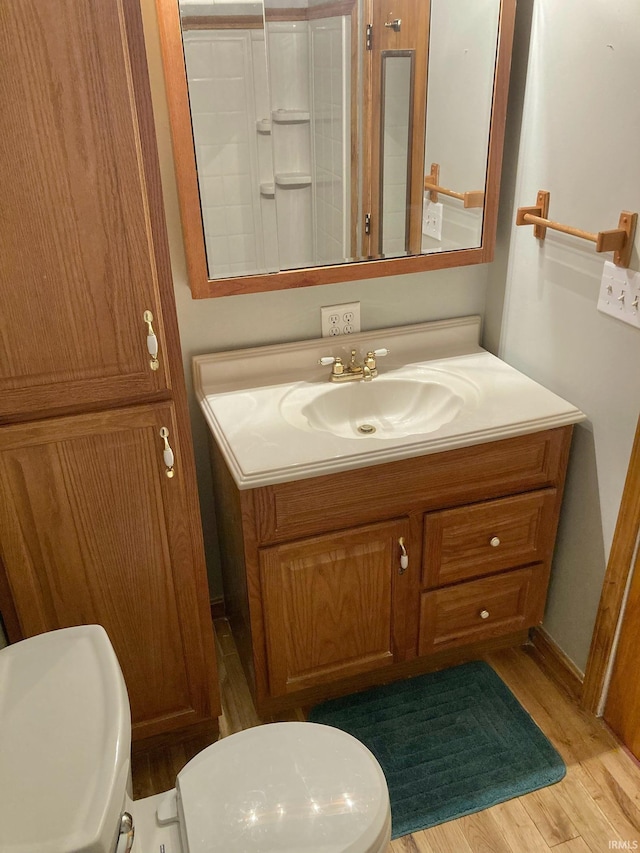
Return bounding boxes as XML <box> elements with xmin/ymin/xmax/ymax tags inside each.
<box><xmin>357</xmin><ymin>423</ymin><xmax>376</xmax><ymax>435</ymax></box>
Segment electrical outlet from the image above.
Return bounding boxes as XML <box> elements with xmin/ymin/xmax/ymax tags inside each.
<box><xmin>597</xmin><ymin>261</ymin><xmax>640</xmax><ymax>329</ymax></box>
<box><xmin>321</xmin><ymin>302</ymin><xmax>361</xmax><ymax>337</ymax></box>
<box><xmin>422</xmin><ymin>200</ymin><xmax>443</xmax><ymax>241</ymax></box>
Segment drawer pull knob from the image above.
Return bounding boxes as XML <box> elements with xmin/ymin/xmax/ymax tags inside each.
<box><xmin>490</xmin><ymin>536</ymin><xmax>501</xmax><ymax>548</ymax></box>
<box><xmin>479</xmin><ymin>609</ymin><xmax>490</xmax><ymax>620</ymax></box>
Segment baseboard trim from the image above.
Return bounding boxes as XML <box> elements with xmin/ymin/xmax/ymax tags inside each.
<box><xmin>132</xmin><ymin>716</ymin><xmax>219</xmax><ymax>754</ymax></box>
<box><xmin>527</xmin><ymin>626</ymin><xmax>584</xmax><ymax>703</ymax></box>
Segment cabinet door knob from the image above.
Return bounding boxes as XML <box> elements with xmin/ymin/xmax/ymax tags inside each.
<box><xmin>398</xmin><ymin>537</ymin><xmax>409</xmax><ymax>574</ymax></box>
<box><xmin>479</xmin><ymin>609</ymin><xmax>490</xmax><ymax>620</ymax></box>
<box><xmin>144</xmin><ymin>310</ymin><xmax>160</xmax><ymax>371</ymax></box>
<box><xmin>159</xmin><ymin>426</ymin><xmax>175</xmax><ymax>478</ymax></box>
<box><xmin>490</xmin><ymin>536</ymin><xmax>501</xmax><ymax>547</ymax></box>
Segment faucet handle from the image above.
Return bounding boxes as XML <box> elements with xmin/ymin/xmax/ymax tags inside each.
<box><xmin>365</xmin><ymin>348</ymin><xmax>390</xmax><ymax>369</ymax></box>
<box><xmin>319</xmin><ymin>355</ymin><xmax>344</xmax><ymax>377</ymax></box>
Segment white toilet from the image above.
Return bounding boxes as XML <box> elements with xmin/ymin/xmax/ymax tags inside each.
<box><xmin>0</xmin><ymin>625</ymin><xmax>391</xmax><ymax>853</ymax></box>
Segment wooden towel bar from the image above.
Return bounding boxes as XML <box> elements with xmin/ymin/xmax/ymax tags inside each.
<box><xmin>424</xmin><ymin>163</ymin><xmax>484</xmax><ymax>209</ymax></box>
<box><xmin>516</xmin><ymin>190</ymin><xmax>637</xmax><ymax>268</ymax></box>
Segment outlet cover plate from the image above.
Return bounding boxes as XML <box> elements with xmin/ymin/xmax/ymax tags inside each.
<box><xmin>597</xmin><ymin>261</ymin><xmax>640</xmax><ymax>329</ymax></box>
<box><xmin>422</xmin><ymin>200</ymin><xmax>443</xmax><ymax>241</ymax></box>
<box><xmin>321</xmin><ymin>302</ymin><xmax>361</xmax><ymax>337</ymax></box>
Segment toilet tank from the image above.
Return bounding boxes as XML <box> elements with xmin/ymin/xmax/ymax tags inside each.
<box><xmin>0</xmin><ymin>625</ymin><xmax>132</xmax><ymax>853</ymax></box>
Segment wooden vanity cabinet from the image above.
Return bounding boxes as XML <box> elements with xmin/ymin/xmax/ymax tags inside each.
<box><xmin>0</xmin><ymin>0</ymin><xmax>219</xmax><ymax>742</ymax></box>
<box><xmin>210</xmin><ymin>425</ymin><xmax>573</xmax><ymax>715</ymax></box>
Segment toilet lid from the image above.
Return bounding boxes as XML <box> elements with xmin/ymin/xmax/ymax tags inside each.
<box><xmin>176</xmin><ymin>722</ymin><xmax>390</xmax><ymax>853</ymax></box>
<box><xmin>0</xmin><ymin>626</ymin><xmax>130</xmax><ymax>853</ymax></box>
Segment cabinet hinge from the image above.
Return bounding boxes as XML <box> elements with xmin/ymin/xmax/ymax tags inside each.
<box><xmin>366</xmin><ymin>23</ymin><xmax>373</xmax><ymax>50</ymax></box>
<box><xmin>364</xmin><ymin>213</ymin><xmax>372</xmax><ymax>235</ymax></box>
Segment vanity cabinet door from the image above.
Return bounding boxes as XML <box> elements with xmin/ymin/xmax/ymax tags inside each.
<box><xmin>260</xmin><ymin>520</ymin><xmax>409</xmax><ymax>697</ymax></box>
<box><xmin>0</xmin><ymin>402</ymin><xmax>218</xmax><ymax>741</ymax></box>
<box><xmin>0</xmin><ymin>0</ymin><xmax>172</xmax><ymax>421</ymax></box>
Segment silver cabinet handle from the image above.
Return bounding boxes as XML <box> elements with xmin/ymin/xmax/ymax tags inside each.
<box><xmin>479</xmin><ymin>609</ymin><xmax>490</xmax><ymax>620</ymax></box>
<box><xmin>159</xmin><ymin>427</ymin><xmax>175</xmax><ymax>478</ymax></box>
<box><xmin>490</xmin><ymin>536</ymin><xmax>501</xmax><ymax>547</ymax></box>
<box><xmin>144</xmin><ymin>310</ymin><xmax>159</xmax><ymax>371</ymax></box>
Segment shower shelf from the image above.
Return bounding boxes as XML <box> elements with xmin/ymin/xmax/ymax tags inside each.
<box><xmin>260</xmin><ymin>182</ymin><xmax>275</xmax><ymax>197</ymax></box>
<box><xmin>256</xmin><ymin>119</ymin><xmax>272</xmax><ymax>134</ymax></box>
<box><xmin>271</xmin><ymin>109</ymin><xmax>310</xmax><ymax>124</ymax></box>
<box><xmin>275</xmin><ymin>173</ymin><xmax>312</xmax><ymax>189</ymax></box>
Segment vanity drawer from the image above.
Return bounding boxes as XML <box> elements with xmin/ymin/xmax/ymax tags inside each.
<box><xmin>422</xmin><ymin>489</ymin><xmax>557</xmax><ymax>589</ymax></box>
<box><xmin>418</xmin><ymin>565</ymin><xmax>544</xmax><ymax>656</ymax></box>
<box><xmin>253</xmin><ymin>428</ymin><xmax>570</xmax><ymax>544</ymax></box>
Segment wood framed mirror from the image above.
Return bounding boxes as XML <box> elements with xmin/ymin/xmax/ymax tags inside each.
<box><xmin>156</xmin><ymin>0</ymin><xmax>516</xmax><ymax>298</ymax></box>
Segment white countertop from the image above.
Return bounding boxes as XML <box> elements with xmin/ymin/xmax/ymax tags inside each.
<box><xmin>193</xmin><ymin>317</ymin><xmax>585</xmax><ymax>489</ymax></box>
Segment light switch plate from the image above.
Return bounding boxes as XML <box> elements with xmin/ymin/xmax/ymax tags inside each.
<box><xmin>597</xmin><ymin>261</ymin><xmax>640</xmax><ymax>329</ymax></box>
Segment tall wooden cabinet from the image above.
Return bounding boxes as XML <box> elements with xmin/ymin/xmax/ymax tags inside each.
<box><xmin>0</xmin><ymin>0</ymin><xmax>219</xmax><ymax>741</ymax></box>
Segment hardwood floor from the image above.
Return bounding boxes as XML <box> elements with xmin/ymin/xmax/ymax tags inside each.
<box><xmin>132</xmin><ymin>619</ymin><xmax>640</xmax><ymax>851</ymax></box>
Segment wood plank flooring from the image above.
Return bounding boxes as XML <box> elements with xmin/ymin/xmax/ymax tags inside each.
<box><xmin>132</xmin><ymin>619</ymin><xmax>640</xmax><ymax>852</ymax></box>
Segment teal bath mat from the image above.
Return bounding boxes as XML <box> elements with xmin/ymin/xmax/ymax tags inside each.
<box><xmin>308</xmin><ymin>661</ymin><xmax>565</xmax><ymax>839</ymax></box>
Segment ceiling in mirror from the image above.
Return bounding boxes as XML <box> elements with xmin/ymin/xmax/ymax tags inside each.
<box><xmin>156</xmin><ymin>0</ymin><xmax>515</xmax><ymax>295</ymax></box>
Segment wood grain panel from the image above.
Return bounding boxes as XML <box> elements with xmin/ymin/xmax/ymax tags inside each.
<box><xmin>603</xmin><ymin>537</ymin><xmax>640</xmax><ymax>755</ymax></box>
<box><xmin>419</xmin><ymin>565</ymin><xmax>544</xmax><ymax>655</ymax></box>
<box><xmin>0</xmin><ymin>0</ymin><xmax>171</xmax><ymax>420</ymax></box>
<box><xmin>260</xmin><ymin>519</ymin><xmax>407</xmax><ymax>695</ymax></box>
<box><xmin>0</xmin><ymin>403</ymin><xmax>217</xmax><ymax>740</ymax></box>
<box><xmin>254</xmin><ymin>428</ymin><xmax>572</xmax><ymax>543</ymax></box>
<box><xmin>423</xmin><ymin>488</ymin><xmax>558</xmax><ymax>588</ymax></box>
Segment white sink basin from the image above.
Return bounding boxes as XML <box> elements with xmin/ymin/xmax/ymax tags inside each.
<box><xmin>280</xmin><ymin>372</ymin><xmax>479</xmax><ymax>440</ymax></box>
<box><xmin>193</xmin><ymin>317</ymin><xmax>585</xmax><ymax>488</ymax></box>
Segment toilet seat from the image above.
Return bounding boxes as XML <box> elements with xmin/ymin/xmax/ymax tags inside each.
<box><xmin>174</xmin><ymin>721</ymin><xmax>391</xmax><ymax>853</ymax></box>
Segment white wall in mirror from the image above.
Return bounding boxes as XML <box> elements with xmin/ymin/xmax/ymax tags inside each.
<box><xmin>423</xmin><ymin>0</ymin><xmax>500</xmax><ymax>252</ymax></box>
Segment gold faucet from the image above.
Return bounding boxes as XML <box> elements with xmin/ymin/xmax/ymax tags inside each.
<box><xmin>318</xmin><ymin>348</ymin><xmax>389</xmax><ymax>383</ymax></box>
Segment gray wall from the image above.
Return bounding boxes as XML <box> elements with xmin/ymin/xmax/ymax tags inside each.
<box><xmin>486</xmin><ymin>0</ymin><xmax>640</xmax><ymax>672</ymax></box>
